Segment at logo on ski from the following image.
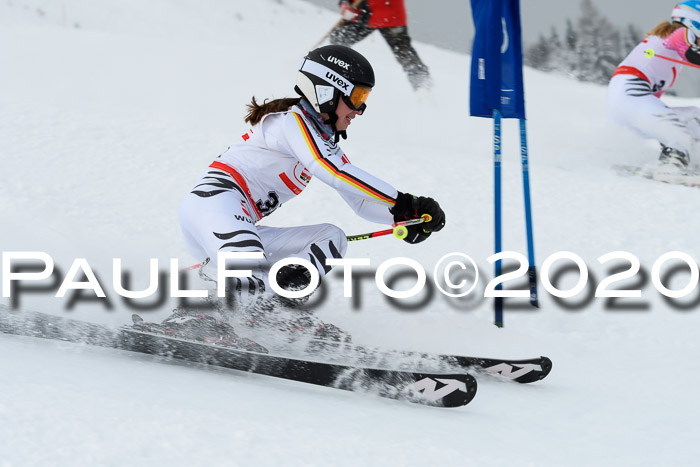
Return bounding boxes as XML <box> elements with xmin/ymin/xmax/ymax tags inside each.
<box><xmin>483</xmin><ymin>363</ymin><xmax>543</xmax><ymax>380</ymax></box>
<box><xmin>412</xmin><ymin>377</ymin><xmax>469</xmax><ymax>402</ymax></box>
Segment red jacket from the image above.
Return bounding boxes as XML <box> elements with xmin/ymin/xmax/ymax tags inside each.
<box><xmin>367</xmin><ymin>0</ymin><xmax>406</xmax><ymax>28</ymax></box>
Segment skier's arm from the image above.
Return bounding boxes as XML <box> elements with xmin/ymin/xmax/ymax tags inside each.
<box><xmin>337</xmin><ymin>190</ymin><xmax>395</xmax><ymax>224</ymax></box>
<box><xmin>271</xmin><ymin>111</ymin><xmax>446</xmax><ymax>243</ymax></box>
<box><xmin>278</xmin><ymin>111</ymin><xmax>398</xmax><ymax>210</ymax></box>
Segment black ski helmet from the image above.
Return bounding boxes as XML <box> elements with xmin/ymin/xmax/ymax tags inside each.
<box><xmin>295</xmin><ymin>45</ymin><xmax>375</xmax><ymax>135</ymax></box>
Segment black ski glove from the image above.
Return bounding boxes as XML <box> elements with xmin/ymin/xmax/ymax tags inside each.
<box><xmin>389</xmin><ymin>192</ymin><xmax>446</xmax><ymax>244</ymax></box>
<box><xmin>687</xmin><ymin>42</ymin><xmax>700</xmax><ymax>66</ymax></box>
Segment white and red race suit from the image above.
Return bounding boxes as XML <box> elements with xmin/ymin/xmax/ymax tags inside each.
<box><xmin>607</xmin><ymin>27</ymin><xmax>700</xmax><ymax>156</ymax></box>
<box><xmin>179</xmin><ymin>100</ymin><xmax>398</xmax><ymax>280</ymax></box>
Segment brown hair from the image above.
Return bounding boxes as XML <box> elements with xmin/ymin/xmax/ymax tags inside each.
<box><xmin>244</xmin><ymin>96</ymin><xmax>301</xmax><ymax>125</ymax></box>
<box><xmin>646</xmin><ymin>21</ymin><xmax>684</xmax><ymax>38</ymax></box>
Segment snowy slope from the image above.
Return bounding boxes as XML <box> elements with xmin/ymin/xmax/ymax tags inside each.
<box><xmin>1</xmin><ymin>1</ymin><xmax>700</xmax><ymax>466</ymax></box>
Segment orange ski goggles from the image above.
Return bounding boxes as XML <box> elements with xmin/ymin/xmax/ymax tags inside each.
<box><xmin>344</xmin><ymin>85</ymin><xmax>371</xmax><ymax>112</ymax></box>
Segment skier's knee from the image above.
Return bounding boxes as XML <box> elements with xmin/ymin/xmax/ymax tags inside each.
<box><xmin>317</xmin><ymin>223</ymin><xmax>347</xmax><ymax>258</ymax></box>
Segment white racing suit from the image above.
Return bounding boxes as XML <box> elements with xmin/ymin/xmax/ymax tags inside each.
<box><xmin>607</xmin><ymin>28</ymin><xmax>700</xmax><ymax>157</ymax></box>
<box><xmin>179</xmin><ymin>100</ymin><xmax>398</xmax><ymax>299</ymax></box>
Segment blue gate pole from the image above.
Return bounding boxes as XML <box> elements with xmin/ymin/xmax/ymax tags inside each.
<box><xmin>494</xmin><ymin>109</ymin><xmax>503</xmax><ymax>327</ymax></box>
<box><xmin>519</xmin><ymin>119</ymin><xmax>539</xmax><ymax>308</ymax></box>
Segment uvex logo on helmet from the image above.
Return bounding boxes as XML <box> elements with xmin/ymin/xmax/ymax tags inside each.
<box><xmin>327</xmin><ymin>56</ymin><xmax>350</xmax><ymax>70</ymax></box>
<box><xmin>325</xmin><ymin>72</ymin><xmax>350</xmax><ymax>91</ymax></box>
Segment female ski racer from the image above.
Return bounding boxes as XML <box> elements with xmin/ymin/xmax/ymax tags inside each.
<box><xmin>151</xmin><ymin>45</ymin><xmax>446</xmax><ymax>343</ymax></box>
<box><xmin>607</xmin><ymin>1</ymin><xmax>700</xmax><ymax>184</ymax></box>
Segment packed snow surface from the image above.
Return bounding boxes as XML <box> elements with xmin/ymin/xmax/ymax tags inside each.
<box><xmin>1</xmin><ymin>1</ymin><xmax>699</xmax><ymax>466</ymax></box>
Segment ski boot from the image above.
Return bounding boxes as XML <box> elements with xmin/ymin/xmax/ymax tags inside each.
<box><xmin>284</xmin><ymin>314</ymin><xmax>350</xmax><ymax>343</ymax></box>
<box><xmin>653</xmin><ymin>145</ymin><xmax>692</xmax><ymax>184</ymax></box>
<box><xmin>132</xmin><ymin>309</ymin><xmax>268</xmax><ymax>353</ymax></box>
<box><xmin>241</xmin><ymin>302</ymin><xmax>351</xmax><ymax>347</ymax></box>
<box><xmin>282</xmin><ymin>313</ymin><xmax>352</xmax><ymax>353</ymax></box>
<box><xmin>274</xmin><ymin>266</ymin><xmax>350</xmax><ymax>343</ymax></box>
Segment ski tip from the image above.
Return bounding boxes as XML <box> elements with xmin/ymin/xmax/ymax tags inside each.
<box><xmin>441</xmin><ymin>373</ymin><xmax>478</xmax><ymax>408</ymax></box>
<box><xmin>513</xmin><ymin>356</ymin><xmax>553</xmax><ymax>384</ymax></box>
<box><xmin>459</xmin><ymin>373</ymin><xmax>478</xmax><ymax>407</ymax></box>
<box><xmin>539</xmin><ymin>356</ymin><xmax>553</xmax><ymax>379</ymax></box>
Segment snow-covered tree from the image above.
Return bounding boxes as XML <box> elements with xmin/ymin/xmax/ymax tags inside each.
<box><xmin>524</xmin><ymin>0</ymin><xmax>638</xmax><ymax>85</ymax></box>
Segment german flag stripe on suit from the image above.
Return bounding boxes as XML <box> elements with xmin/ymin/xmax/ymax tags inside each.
<box><xmin>292</xmin><ymin>113</ymin><xmax>395</xmax><ymax>206</ymax></box>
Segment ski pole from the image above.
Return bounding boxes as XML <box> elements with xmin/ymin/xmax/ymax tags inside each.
<box><xmin>644</xmin><ymin>48</ymin><xmax>700</xmax><ymax>70</ymax></box>
<box><xmin>519</xmin><ymin>118</ymin><xmax>539</xmax><ymax>308</ymax></box>
<box><xmin>312</xmin><ymin>0</ymin><xmax>366</xmax><ymax>48</ymax></box>
<box><xmin>493</xmin><ymin>109</ymin><xmax>503</xmax><ymax>327</ymax></box>
<box><xmin>346</xmin><ymin>214</ymin><xmax>432</xmax><ymax>242</ymax></box>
